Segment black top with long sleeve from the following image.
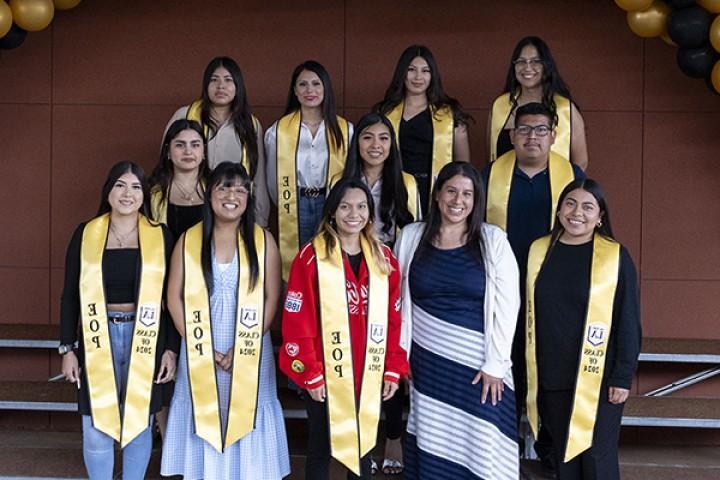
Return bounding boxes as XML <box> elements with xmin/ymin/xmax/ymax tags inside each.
<box><xmin>59</xmin><ymin>220</ymin><xmax>179</xmax><ymax>415</ymax></box>
<box><xmin>534</xmin><ymin>240</ymin><xmax>641</xmax><ymax>391</ymax></box>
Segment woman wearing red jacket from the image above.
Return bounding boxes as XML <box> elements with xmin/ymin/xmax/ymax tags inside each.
<box><xmin>279</xmin><ymin>178</ymin><xmax>408</xmax><ymax>480</ymax></box>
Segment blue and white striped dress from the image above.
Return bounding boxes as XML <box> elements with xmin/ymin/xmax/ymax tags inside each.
<box><xmin>161</xmin><ymin>251</ymin><xmax>291</xmax><ymax>480</ymax></box>
<box><xmin>405</xmin><ymin>245</ymin><xmax>518</xmax><ymax>480</ymax></box>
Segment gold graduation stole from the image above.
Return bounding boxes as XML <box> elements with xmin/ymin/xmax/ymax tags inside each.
<box><xmin>526</xmin><ymin>234</ymin><xmax>621</xmax><ymax>462</ymax></box>
<box><xmin>489</xmin><ymin>93</ymin><xmax>572</xmax><ymax>162</ymax></box>
<box><xmin>402</xmin><ymin>172</ymin><xmax>420</xmax><ymax>221</ymax></box>
<box><xmin>276</xmin><ymin>111</ymin><xmax>349</xmax><ymax>281</ymax></box>
<box><xmin>182</xmin><ymin>222</ymin><xmax>266</xmax><ymax>452</ymax></box>
<box><xmin>150</xmin><ymin>188</ymin><xmax>168</xmax><ymax>225</ymax></box>
<box><xmin>79</xmin><ymin>213</ymin><xmax>165</xmax><ymax>446</ymax></box>
<box><xmin>386</xmin><ymin>102</ymin><xmax>454</xmax><ymax>206</ymax></box>
<box><xmin>187</xmin><ymin>100</ymin><xmax>259</xmax><ymax>173</ymax></box>
<box><xmin>486</xmin><ymin>151</ymin><xmax>574</xmax><ymax>231</ymax></box>
<box><xmin>313</xmin><ymin>234</ymin><xmax>389</xmax><ymax>475</ymax></box>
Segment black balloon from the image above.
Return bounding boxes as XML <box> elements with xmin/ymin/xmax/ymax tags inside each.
<box><xmin>665</xmin><ymin>0</ymin><xmax>696</xmax><ymax>8</ymax></box>
<box><xmin>677</xmin><ymin>45</ymin><xmax>718</xmax><ymax>77</ymax></box>
<box><xmin>0</xmin><ymin>24</ymin><xmax>27</xmax><ymax>50</ymax></box>
<box><xmin>668</xmin><ymin>6</ymin><xmax>713</xmax><ymax>47</ymax></box>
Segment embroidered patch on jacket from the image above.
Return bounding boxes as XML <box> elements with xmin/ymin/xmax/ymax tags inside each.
<box><xmin>285</xmin><ymin>342</ymin><xmax>300</xmax><ymax>357</ymax></box>
<box><xmin>291</xmin><ymin>359</ymin><xmax>305</xmax><ymax>373</ymax></box>
<box><xmin>285</xmin><ymin>291</ymin><xmax>303</xmax><ymax>312</ymax></box>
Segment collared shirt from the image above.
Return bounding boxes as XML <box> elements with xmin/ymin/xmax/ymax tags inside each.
<box><xmin>364</xmin><ymin>176</ymin><xmax>390</xmax><ymax>244</ymax></box>
<box><xmin>265</xmin><ymin>119</ymin><xmax>354</xmax><ymax>203</ymax></box>
<box><xmin>481</xmin><ymin>161</ymin><xmax>585</xmax><ymax>278</ymax></box>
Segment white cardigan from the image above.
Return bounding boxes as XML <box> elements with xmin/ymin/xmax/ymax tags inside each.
<box><xmin>393</xmin><ymin>222</ymin><xmax>520</xmax><ymax>379</ymax></box>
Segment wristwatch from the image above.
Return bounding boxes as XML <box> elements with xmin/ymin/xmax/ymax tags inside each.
<box><xmin>58</xmin><ymin>344</ymin><xmax>73</xmax><ymax>355</ymax></box>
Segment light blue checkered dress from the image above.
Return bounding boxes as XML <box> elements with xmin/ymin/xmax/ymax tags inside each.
<box><xmin>161</xmin><ymin>251</ymin><xmax>291</xmax><ymax>479</ymax></box>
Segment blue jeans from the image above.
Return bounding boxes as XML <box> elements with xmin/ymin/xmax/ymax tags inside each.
<box><xmin>82</xmin><ymin>317</ymin><xmax>152</xmax><ymax>480</ymax></box>
<box><xmin>298</xmin><ymin>194</ymin><xmax>325</xmax><ymax>245</ymax></box>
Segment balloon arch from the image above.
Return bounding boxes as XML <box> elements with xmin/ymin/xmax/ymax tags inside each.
<box><xmin>617</xmin><ymin>0</ymin><xmax>720</xmax><ymax>94</ymax></box>
<box><xmin>1</xmin><ymin>0</ymin><xmax>719</xmax><ymax>95</ymax></box>
<box><xmin>0</xmin><ymin>0</ymin><xmax>80</xmax><ymax>50</ymax></box>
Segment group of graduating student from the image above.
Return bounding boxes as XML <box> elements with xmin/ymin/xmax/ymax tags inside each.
<box><xmin>58</xmin><ymin>36</ymin><xmax>641</xmax><ymax>480</ymax></box>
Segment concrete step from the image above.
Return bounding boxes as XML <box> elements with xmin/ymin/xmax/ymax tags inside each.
<box><xmin>1</xmin><ymin>430</ymin><xmax>719</xmax><ymax>479</ymax></box>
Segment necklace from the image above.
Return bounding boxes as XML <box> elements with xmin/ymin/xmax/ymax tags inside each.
<box><xmin>303</xmin><ymin>119</ymin><xmax>322</xmax><ymax>128</ymax></box>
<box><xmin>110</xmin><ymin>222</ymin><xmax>137</xmax><ymax>248</ymax></box>
<box><xmin>173</xmin><ymin>180</ymin><xmax>200</xmax><ymax>202</ymax></box>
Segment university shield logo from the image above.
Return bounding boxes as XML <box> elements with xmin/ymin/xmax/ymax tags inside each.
<box><xmin>138</xmin><ymin>304</ymin><xmax>157</xmax><ymax>327</ymax></box>
<box><xmin>240</xmin><ymin>306</ymin><xmax>259</xmax><ymax>329</ymax></box>
<box><xmin>587</xmin><ymin>323</ymin><xmax>606</xmax><ymax>347</ymax></box>
<box><xmin>370</xmin><ymin>323</ymin><xmax>385</xmax><ymax>344</ymax></box>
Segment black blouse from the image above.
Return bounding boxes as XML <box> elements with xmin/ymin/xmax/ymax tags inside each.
<box><xmin>166</xmin><ymin>203</ymin><xmax>203</xmax><ymax>239</ymax></box>
<box><xmin>59</xmin><ymin>221</ymin><xmax>178</xmax><ymax>415</ymax></box>
<box><xmin>534</xmin><ymin>240</ymin><xmax>641</xmax><ymax>391</ymax></box>
<box><xmin>399</xmin><ymin>109</ymin><xmax>433</xmax><ymax>216</ymax></box>
<box><xmin>496</xmin><ymin>128</ymin><xmax>513</xmax><ymax>159</ymax></box>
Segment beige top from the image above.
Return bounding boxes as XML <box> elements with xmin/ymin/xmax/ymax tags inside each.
<box><xmin>164</xmin><ymin>105</ymin><xmax>270</xmax><ymax>227</ymax></box>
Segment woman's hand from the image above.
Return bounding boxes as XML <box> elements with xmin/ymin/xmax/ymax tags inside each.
<box><xmin>155</xmin><ymin>350</ymin><xmax>177</xmax><ymax>383</ymax></box>
<box><xmin>608</xmin><ymin>386</ymin><xmax>629</xmax><ymax>404</ymax></box>
<box><xmin>214</xmin><ymin>350</ymin><xmax>224</xmax><ymax>365</ymax></box>
<box><xmin>61</xmin><ymin>351</ymin><xmax>80</xmax><ymax>386</ymax></box>
<box><xmin>382</xmin><ymin>380</ymin><xmax>399</xmax><ymax>401</ymax></box>
<box><xmin>218</xmin><ymin>348</ymin><xmax>234</xmax><ymax>372</ymax></box>
<box><xmin>472</xmin><ymin>370</ymin><xmax>504</xmax><ymax>406</ymax></box>
<box><xmin>308</xmin><ymin>385</ymin><xmax>326</xmax><ymax>402</ymax></box>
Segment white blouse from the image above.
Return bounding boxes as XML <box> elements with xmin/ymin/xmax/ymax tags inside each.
<box><xmin>264</xmin><ymin>119</ymin><xmax>354</xmax><ymax>203</ymax></box>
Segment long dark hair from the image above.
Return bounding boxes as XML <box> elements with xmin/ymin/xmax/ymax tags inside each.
<box><xmin>549</xmin><ymin>178</ymin><xmax>614</xmax><ymax>244</ymax></box>
<box><xmin>283</xmin><ymin>60</ymin><xmax>344</xmax><ymax>150</ymax></box>
<box><xmin>416</xmin><ymin>161</ymin><xmax>486</xmax><ymax>263</ymax></box>
<box><xmin>199</xmin><ymin>57</ymin><xmax>259</xmax><ymax>176</ymax></box>
<box><xmin>200</xmin><ymin>162</ymin><xmax>259</xmax><ymax>293</ymax></box>
<box><xmin>149</xmin><ymin>119</ymin><xmax>210</xmax><ymax>207</ymax></box>
<box><xmin>341</xmin><ymin>113</ymin><xmax>413</xmax><ymax>237</ymax></box>
<box><xmin>316</xmin><ymin>178</ymin><xmax>390</xmax><ymax>275</ymax></box>
<box><xmin>502</xmin><ymin>36</ymin><xmax>574</xmax><ymax>113</ymax></box>
<box><xmin>97</xmin><ymin>161</ymin><xmax>151</xmax><ymax>218</ymax></box>
<box><xmin>374</xmin><ymin>44</ymin><xmax>472</xmax><ymax>126</ymax></box>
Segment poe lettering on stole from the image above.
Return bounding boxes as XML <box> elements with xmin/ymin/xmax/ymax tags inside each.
<box><xmin>191</xmin><ymin>310</ymin><xmax>205</xmax><ymax>356</ymax></box>
<box><xmin>330</xmin><ymin>330</ymin><xmax>344</xmax><ymax>378</ymax></box>
<box><xmin>87</xmin><ymin>303</ymin><xmax>101</xmax><ymax>349</ymax></box>
<box><xmin>281</xmin><ymin>175</ymin><xmax>292</xmax><ymax>214</ymax></box>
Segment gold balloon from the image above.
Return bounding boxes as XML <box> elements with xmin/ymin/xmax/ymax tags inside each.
<box><xmin>698</xmin><ymin>0</ymin><xmax>720</xmax><ymax>14</ymax></box>
<box><xmin>712</xmin><ymin>61</ymin><xmax>720</xmax><ymax>94</ymax></box>
<box><xmin>661</xmin><ymin>31</ymin><xmax>677</xmax><ymax>46</ymax></box>
<box><xmin>0</xmin><ymin>1</ymin><xmax>12</xmax><ymax>38</ymax></box>
<box><xmin>53</xmin><ymin>0</ymin><xmax>79</xmax><ymax>10</ymax></box>
<box><xmin>615</xmin><ymin>0</ymin><xmax>654</xmax><ymax>12</ymax></box>
<box><xmin>711</xmin><ymin>15</ymin><xmax>720</xmax><ymax>53</ymax></box>
<box><xmin>626</xmin><ymin>0</ymin><xmax>670</xmax><ymax>38</ymax></box>
<box><xmin>9</xmin><ymin>0</ymin><xmax>54</xmax><ymax>32</ymax></box>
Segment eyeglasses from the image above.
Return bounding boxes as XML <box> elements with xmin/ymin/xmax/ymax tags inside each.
<box><xmin>214</xmin><ymin>185</ymin><xmax>250</xmax><ymax>197</ymax></box>
<box><xmin>513</xmin><ymin>58</ymin><xmax>543</xmax><ymax>69</ymax></box>
<box><xmin>514</xmin><ymin>124</ymin><xmax>552</xmax><ymax>137</ymax></box>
